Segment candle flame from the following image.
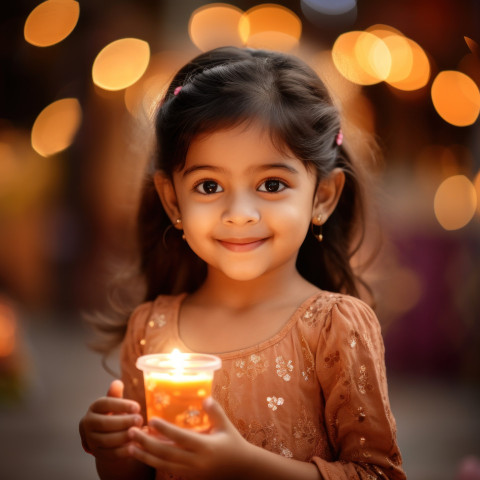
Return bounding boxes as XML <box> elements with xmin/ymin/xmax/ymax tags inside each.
<box><xmin>170</xmin><ymin>348</ymin><xmax>185</xmax><ymax>376</ymax></box>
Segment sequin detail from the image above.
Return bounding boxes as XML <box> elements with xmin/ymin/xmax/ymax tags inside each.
<box><xmin>235</xmin><ymin>354</ymin><xmax>269</xmax><ymax>380</ymax></box>
<box><xmin>148</xmin><ymin>313</ymin><xmax>166</xmax><ymax>328</ymax></box>
<box><xmin>358</xmin><ymin>365</ymin><xmax>374</xmax><ymax>394</ymax></box>
<box><xmin>349</xmin><ymin>330</ymin><xmax>360</xmax><ymax>348</ymax></box>
<box><xmin>275</xmin><ymin>356</ymin><xmax>293</xmax><ymax>381</ymax></box>
<box><xmin>267</xmin><ymin>396</ymin><xmax>284</xmax><ymax>410</ymax></box>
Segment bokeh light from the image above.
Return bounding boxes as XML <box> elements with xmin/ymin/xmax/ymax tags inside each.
<box><xmin>332</xmin><ymin>31</ymin><xmax>391</xmax><ymax>85</ymax></box>
<box><xmin>386</xmin><ymin>38</ymin><xmax>430</xmax><ymax>91</ymax></box>
<box><xmin>474</xmin><ymin>170</ymin><xmax>480</xmax><ymax>216</ymax></box>
<box><xmin>366</xmin><ymin>26</ymin><xmax>414</xmax><ymax>84</ymax></box>
<box><xmin>92</xmin><ymin>38</ymin><xmax>150</xmax><ymax>91</ymax></box>
<box><xmin>434</xmin><ymin>175</ymin><xmax>477</xmax><ymax>230</ymax></box>
<box><xmin>124</xmin><ymin>52</ymin><xmax>187</xmax><ymax>119</ymax></box>
<box><xmin>301</xmin><ymin>0</ymin><xmax>356</xmax><ymax>15</ymax></box>
<box><xmin>242</xmin><ymin>4</ymin><xmax>301</xmax><ymax>52</ymax></box>
<box><xmin>431</xmin><ymin>70</ymin><xmax>480</xmax><ymax>126</ymax></box>
<box><xmin>188</xmin><ymin>3</ymin><xmax>246</xmax><ymax>51</ymax></box>
<box><xmin>0</xmin><ymin>303</ymin><xmax>16</xmax><ymax>358</ymax></box>
<box><xmin>31</xmin><ymin>98</ymin><xmax>82</xmax><ymax>157</ymax></box>
<box><xmin>24</xmin><ymin>0</ymin><xmax>79</xmax><ymax>47</ymax></box>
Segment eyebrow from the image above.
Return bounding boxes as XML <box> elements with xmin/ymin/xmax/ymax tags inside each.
<box><xmin>182</xmin><ymin>162</ymin><xmax>299</xmax><ymax>177</ymax></box>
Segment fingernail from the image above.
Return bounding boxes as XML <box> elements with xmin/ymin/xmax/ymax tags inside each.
<box><xmin>133</xmin><ymin>415</ymin><xmax>142</xmax><ymax>426</ymax></box>
<box><xmin>129</xmin><ymin>404</ymin><xmax>140</xmax><ymax>413</ymax></box>
<box><xmin>128</xmin><ymin>427</ymin><xmax>137</xmax><ymax>439</ymax></box>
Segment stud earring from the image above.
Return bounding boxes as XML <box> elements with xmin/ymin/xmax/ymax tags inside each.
<box><xmin>175</xmin><ymin>218</ymin><xmax>187</xmax><ymax>241</ymax></box>
<box><xmin>311</xmin><ymin>214</ymin><xmax>324</xmax><ymax>242</ymax></box>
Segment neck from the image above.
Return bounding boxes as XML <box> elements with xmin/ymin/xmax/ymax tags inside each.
<box><xmin>191</xmin><ymin>263</ymin><xmax>317</xmax><ymax>311</ymax></box>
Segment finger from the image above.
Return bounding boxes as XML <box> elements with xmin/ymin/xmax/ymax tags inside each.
<box><xmin>203</xmin><ymin>397</ymin><xmax>230</xmax><ymax>431</ymax></box>
<box><xmin>91</xmin><ymin>396</ymin><xmax>140</xmax><ymax>415</ymax></box>
<box><xmin>148</xmin><ymin>418</ymin><xmax>201</xmax><ymax>450</ymax></box>
<box><xmin>128</xmin><ymin>443</ymin><xmax>186</xmax><ymax>473</ymax></box>
<box><xmin>107</xmin><ymin>379</ymin><xmax>124</xmax><ymax>398</ymax></box>
<box><xmin>88</xmin><ymin>429</ymin><xmax>139</xmax><ymax>450</ymax></box>
<box><xmin>129</xmin><ymin>426</ymin><xmax>196</xmax><ymax>464</ymax></box>
<box><xmin>88</xmin><ymin>412</ymin><xmax>143</xmax><ymax>433</ymax></box>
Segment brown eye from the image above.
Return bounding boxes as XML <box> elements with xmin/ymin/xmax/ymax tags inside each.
<box><xmin>258</xmin><ymin>179</ymin><xmax>287</xmax><ymax>193</ymax></box>
<box><xmin>196</xmin><ymin>180</ymin><xmax>223</xmax><ymax>194</ymax></box>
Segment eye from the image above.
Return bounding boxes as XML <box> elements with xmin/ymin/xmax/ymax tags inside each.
<box><xmin>195</xmin><ymin>180</ymin><xmax>223</xmax><ymax>195</ymax></box>
<box><xmin>258</xmin><ymin>179</ymin><xmax>287</xmax><ymax>193</ymax></box>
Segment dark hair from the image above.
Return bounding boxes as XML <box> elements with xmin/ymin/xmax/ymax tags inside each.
<box><xmin>90</xmin><ymin>46</ymin><xmax>373</xmax><ymax>354</ymax></box>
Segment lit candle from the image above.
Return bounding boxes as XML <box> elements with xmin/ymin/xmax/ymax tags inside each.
<box><xmin>136</xmin><ymin>349</ymin><xmax>221</xmax><ymax>432</ymax></box>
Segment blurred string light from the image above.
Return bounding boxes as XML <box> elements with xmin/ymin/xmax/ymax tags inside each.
<box><xmin>332</xmin><ymin>25</ymin><xmax>430</xmax><ymax>91</ymax></box>
<box><xmin>243</xmin><ymin>4</ymin><xmax>301</xmax><ymax>51</ymax></box>
<box><xmin>301</xmin><ymin>0</ymin><xmax>356</xmax><ymax>15</ymax></box>
<box><xmin>0</xmin><ymin>302</ymin><xmax>16</xmax><ymax>358</ymax></box>
<box><xmin>188</xmin><ymin>3</ymin><xmax>246</xmax><ymax>51</ymax></box>
<box><xmin>434</xmin><ymin>175</ymin><xmax>477</xmax><ymax>230</ymax></box>
<box><xmin>475</xmin><ymin>170</ymin><xmax>480</xmax><ymax>216</ymax></box>
<box><xmin>332</xmin><ymin>31</ymin><xmax>391</xmax><ymax>85</ymax></box>
<box><xmin>431</xmin><ymin>71</ymin><xmax>480</xmax><ymax>126</ymax></box>
<box><xmin>92</xmin><ymin>38</ymin><xmax>150</xmax><ymax>91</ymax></box>
<box><xmin>188</xmin><ymin>3</ymin><xmax>301</xmax><ymax>52</ymax></box>
<box><xmin>31</xmin><ymin>98</ymin><xmax>82</xmax><ymax>157</ymax></box>
<box><xmin>300</xmin><ymin>0</ymin><xmax>357</xmax><ymax>28</ymax></box>
<box><xmin>24</xmin><ymin>0</ymin><xmax>79</xmax><ymax>47</ymax></box>
<box><xmin>124</xmin><ymin>52</ymin><xmax>188</xmax><ymax>118</ymax></box>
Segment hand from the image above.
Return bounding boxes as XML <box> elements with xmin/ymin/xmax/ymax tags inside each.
<box><xmin>127</xmin><ymin>397</ymin><xmax>253</xmax><ymax>480</ymax></box>
<box><xmin>79</xmin><ymin>380</ymin><xmax>144</xmax><ymax>461</ymax></box>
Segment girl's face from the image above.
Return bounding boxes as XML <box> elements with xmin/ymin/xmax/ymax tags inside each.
<box><xmin>167</xmin><ymin>123</ymin><xmax>319</xmax><ymax>282</ymax></box>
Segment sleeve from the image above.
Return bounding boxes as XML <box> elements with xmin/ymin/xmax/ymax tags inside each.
<box><xmin>311</xmin><ymin>296</ymin><xmax>406</xmax><ymax>480</ymax></box>
<box><xmin>120</xmin><ymin>301</ymin><xmax>154</xmax><ymax>422</ymax></box>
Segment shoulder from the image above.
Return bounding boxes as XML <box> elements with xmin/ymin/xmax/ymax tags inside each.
<box><xmin>126</xmin><ymin>293</ymin><xmax>185</xmax><ymax>336</ymax></box>
<box><xmin>300</xmin><ymin>291</ymin><xmax>380</xmax><ymax>339</ymax></box>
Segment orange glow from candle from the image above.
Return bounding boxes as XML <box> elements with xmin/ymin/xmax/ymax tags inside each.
<box><xmin>137</xmin><ymin>350</ymin><xmax>221</xmax><ymax>432</ymax></box>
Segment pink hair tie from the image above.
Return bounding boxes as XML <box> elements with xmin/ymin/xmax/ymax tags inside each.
<box><xmin>173</xmin><ymin>86</ymin><xmax>182</xmax><ymax>96</ymax></box>
<box><xmin>335</xmin><ymin>129</ymin><xmax>343</xmax><ymax>146</ymax></box>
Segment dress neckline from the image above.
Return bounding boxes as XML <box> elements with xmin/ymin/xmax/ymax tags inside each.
<box><xmin>167</xmin><ymin>290</ymin><xmax>324</xmax><ymax>360</ymax></box>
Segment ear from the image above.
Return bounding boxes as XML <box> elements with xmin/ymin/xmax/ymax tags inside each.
<box><xmin>153</xmin><ymin>171</ymin><xmax>182</xmax><ymax>229</ymax></box>
<box><xmin>312</xmin><ymin>168</ymin><xmax>345</xmax><ymax>223</ymax></box>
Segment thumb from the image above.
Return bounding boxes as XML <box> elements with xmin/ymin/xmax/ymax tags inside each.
<box><xmin>203</xmin><ymin>397</ymin><xmax>231</xmax><ymax>431</ymax></box>
<box><xmin>107</xmin><ymin>379</ymin><xmax>124</xmax><ymax>398</ymax></box>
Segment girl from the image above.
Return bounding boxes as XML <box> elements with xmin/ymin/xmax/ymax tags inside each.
<box><xmin>79</xmin><ymin>46</ymin><xmax>406</xmax><ymax>480</ymax></box>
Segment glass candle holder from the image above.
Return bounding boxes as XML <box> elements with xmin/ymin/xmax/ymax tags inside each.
<box><xmin>136</xmin><ymin>350</ymin><xmax>221</xmax><ymax>432</ymax></box>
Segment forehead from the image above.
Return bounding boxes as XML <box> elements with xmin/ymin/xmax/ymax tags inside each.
<box><xmin>183</xmin><ymin>122</ymin><xmax>308</xmax><ymax>172</ymax></box>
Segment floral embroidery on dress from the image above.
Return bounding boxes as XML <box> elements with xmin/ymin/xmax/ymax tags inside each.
<box><xmin>324</xmin><ymin>350</ymin><xmax>340</xmax><ymax>368</ymax></box>
<box><xmin>267</xmin><ymin>396</ymin><xmax>284</xmax><ymax>410</ymax></box>
<box><xmin>275</xmin><ymin>356</ymin><xmax>293</xmax><ymax>381</ymax></box>
<box><xmin>302</xmin><ymin>296</ymin><xmax>324</xmax><ymax>327</ymax></box>
<box><xmin>349</xmin><ymin>330</ymin><xmax>360</xmax><ymax>348</ymax></box>
<box><xmin>358</xmin><ymin>365</ymin><xmax>374</xmax><ymax>395</ymax></box>
<box><xmin>148</xmin><ymin>312</ymin><xmax>166</xmax><ymax>328</ymax></box>
<box><xmin>300</xmin><ymin>334</ymin><xmax>314</xmax><ymax>381</ymax></box>
<box><xmin>234</xmin><ymin>353</ymin><xmax>269</xmax><ymax>380</ymax></box>
<box><xmin>293</xmin><ymin>407</ymin><xmax>318</xmax><ymax>448</ymax></box>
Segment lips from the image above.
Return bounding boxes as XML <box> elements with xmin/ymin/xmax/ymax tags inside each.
<box><xmin>217</xmin><ymin>237</ymin><xmax>268</xmax><ymax>252</ymax></box>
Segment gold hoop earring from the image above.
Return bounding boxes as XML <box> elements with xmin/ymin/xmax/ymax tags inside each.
<box><xmin>311</xmin><ymin>214</ymin><xmax>324</xmax><ymax>242</ymax></box>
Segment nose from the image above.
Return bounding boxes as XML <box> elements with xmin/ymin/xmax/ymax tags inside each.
<box><xmin>221</xmin><ymin>190</ymin><xmax>260</xmax><ymax>225</ymax></box>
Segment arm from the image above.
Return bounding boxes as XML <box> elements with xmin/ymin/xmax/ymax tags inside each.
<box><xmin>128</xmin><ymin>397</ymin><xmax>322</xmax><ymax>480</ymax></box>
<box><xmin>312</xmin><ymin>297</ymin><xmax>406</xmax><ymax>480</ymax></box>
<box><xmin>79</xmin><ymin>380</ymin><xmax>154</xmax><ymax>480</ymax></box>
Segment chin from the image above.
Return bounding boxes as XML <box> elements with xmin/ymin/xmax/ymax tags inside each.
<box><xmin>220</xmin><ymin>267</ymin><xmax>266</xmax><ymax>282</ymax></box>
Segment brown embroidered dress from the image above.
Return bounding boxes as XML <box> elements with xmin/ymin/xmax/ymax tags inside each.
<box><xmin>121</xmin><ymin>291</ymin><xmax>406</xmax><ymax>480</ymax></box>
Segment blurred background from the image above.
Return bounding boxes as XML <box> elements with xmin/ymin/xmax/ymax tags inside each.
<box><xmin>0</xmin><ymin>1</ymin><xmax>479</xmax><ymax>479</ymax></box>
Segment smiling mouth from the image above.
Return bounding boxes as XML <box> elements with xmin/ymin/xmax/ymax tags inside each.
<box><xmin>217</xmin><ymin>238</ymin><xmax>268</xmax><ymax>252</ymax></box>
